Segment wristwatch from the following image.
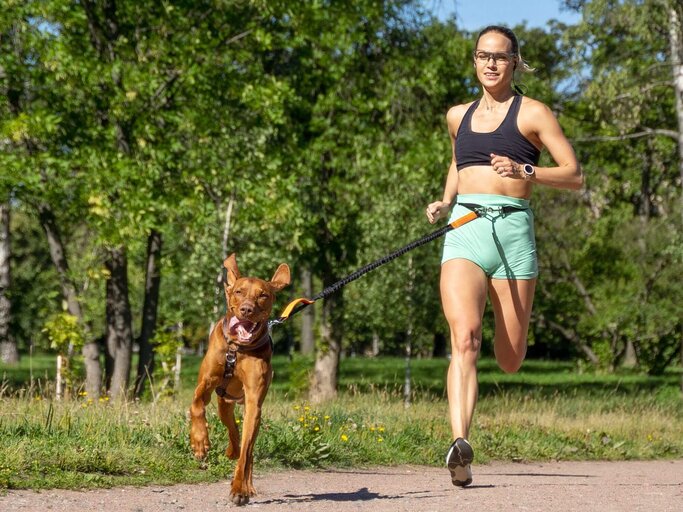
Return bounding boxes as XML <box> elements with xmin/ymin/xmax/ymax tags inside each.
<box><xmin>522</xmin><ymin>164</ymin><xmax>535</xmax><ymax>180</ymax></box>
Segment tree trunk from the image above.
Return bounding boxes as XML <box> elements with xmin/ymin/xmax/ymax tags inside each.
<box><xmin>0</xmin><ymin>201</ymin><xmax>18</xmax><ymax>364</ymax></box>
<box><xmin>666</xmin><ymin>0</ymin><xmax>683</xmax><ymax>393</ymax></box>
<box><xmin>310</xmin><ymin>287</ymin><xmax>342</xmax><ymax>403</ymax></box>
<box><xmin>134</xmin><ymin>229</ymin><xmax>162</xmax><ymax>398</ymax></box>
<box><xmin>38</xmin><ymin>204</ymin><xmax>83</xmax><ymax>335</ymax></box>
<box><xmin>403</xmin><ymin>255</ymin><xmax>415</xmax><ymax>407</ymax></box>
<box><xmin>300</xmin><ymin>267</ymin><xmax>315</xmax><ymax>355</ymax></box>
<box><xmin>105</xmin><ymin>246</ymin><xmax>134</xmax><ymax>400</ymax></box>
<box><xmin>38</xmin><ymin>202</ymin><xmax>101</xmax><ymax>397</ymax></box>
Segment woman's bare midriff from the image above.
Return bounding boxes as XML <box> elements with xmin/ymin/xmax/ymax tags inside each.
<box><xmin>456</xmin><ymin>165</ymin><xmax>532</xmax><ymax>199</ymax></box>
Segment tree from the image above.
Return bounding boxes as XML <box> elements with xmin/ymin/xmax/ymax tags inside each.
<box><xmin>552</xmin><ymin>0</ymin><xmax>683</xmax><ymax>373</ymax></box>
<box><xmin>0</xmin><ymin>201</ymin><xmax>16</xmax><ymax>364</ymax></box>
<box><xmin>663</xmin><ymin>0</ymin><xmax>683</xmax><ymax>390</ymax></box>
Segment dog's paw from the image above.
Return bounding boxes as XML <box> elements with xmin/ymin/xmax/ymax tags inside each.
<box><xmin>190</xmin><ymin>436</ymin><xmax>210</xmax><ymax>460</ymax></box>
<box><xmin>189</xmin><ymin>421</ymin><xmax>211</xmax><ymax>459</ymax></box>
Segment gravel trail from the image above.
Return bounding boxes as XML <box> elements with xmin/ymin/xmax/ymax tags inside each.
<box><xmin>2</xmin><ymin>460</ymin><xmax>682</xmax><ymax>512</ymax></box>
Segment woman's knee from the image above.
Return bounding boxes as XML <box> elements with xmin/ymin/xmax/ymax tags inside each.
<box><xmin>450</xmin><ymin>328</ymin><xmax>482</xmax><ymax>359</ymax></box>
<box><xmin>494</xmin><ymin>342</ymin><xmax>526</xmax><ymax>373</ymax></box>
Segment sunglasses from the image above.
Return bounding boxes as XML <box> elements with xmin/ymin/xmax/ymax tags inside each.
<box><xmin>473</xmin><ymin>50</ymin><xmax>517</xmax><ymax>65</ymax></box>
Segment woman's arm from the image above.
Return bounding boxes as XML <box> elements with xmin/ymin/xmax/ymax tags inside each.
<box><xmin>528</xmin><ymin>102</ymin><xmax>583</xmax><ymax>190</ymax></box>
<box><xmin>492</xmin><ymin>100</ymin><xmax>583</xmax><ymax>190</ymax></box>
<box><xmin>426</xmin><ymin>105</ymin><xmax>466</xmax><ymax>224</ymax></box>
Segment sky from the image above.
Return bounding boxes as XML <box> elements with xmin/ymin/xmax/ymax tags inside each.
<box><xmin>427</xmin><ymin>0</ymin><xmax>582</xmax><ymax>31</ymax></box>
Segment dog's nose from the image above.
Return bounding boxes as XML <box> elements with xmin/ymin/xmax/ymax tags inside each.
<box><xmin>239</xmin><ymin>303</ymin><xmax>254</xmax><ymax>316</ymax></box>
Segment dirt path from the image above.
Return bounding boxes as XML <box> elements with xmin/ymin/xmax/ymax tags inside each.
<box><xmin>2</xmin><ymin>460</ymin><xmax>682</xmax><ymax>512</ymax></box>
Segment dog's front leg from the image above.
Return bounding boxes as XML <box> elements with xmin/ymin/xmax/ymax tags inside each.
<box><xmin>189</xmin><ymin>376</ymin><xmax>217</xmax><ymax>460</ymax></box>
<box><xmin>230</xmin><ymin>359</ymin><xmax>271</xmax><ymax>506</ymax></box>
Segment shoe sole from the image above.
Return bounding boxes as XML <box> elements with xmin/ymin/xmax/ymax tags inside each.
<box><xmin>446</xmin><ymin>438</ymin><xmax>474</xmax><ymax>487</ymax></box>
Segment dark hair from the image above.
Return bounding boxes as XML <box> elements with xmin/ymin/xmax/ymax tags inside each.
<box><xmin>474</xmin><ymin>25</ymin><xmax>534</xmax><ymax>93</ymax></box>
<box><xmin>476</xmin><ymin>25</ymin><xmax>521</xmax><ymax>56</ymax></box>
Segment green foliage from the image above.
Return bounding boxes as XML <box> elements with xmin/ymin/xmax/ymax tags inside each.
<box><xmin>151</xmin><ymin>329</ymin><xmax>183</xmax><ymax>399</ymax></box>
<box><xmin>41</xmin><ymin>312</ymin><xmax>84</xmax><ymax>354</ymax></box>
<box><xmin>285</xmin><ymin>353</ymin><xmax>314</xmax><ymax>398</ymax></box>
<box><xmin>2</xmin><ymin>0</ymin><xmax>683</xmax><ymax>381</ymax></box>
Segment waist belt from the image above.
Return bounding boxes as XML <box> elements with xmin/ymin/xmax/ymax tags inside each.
<box><xmin>458</xmin><ymin>202</ymin><xmax>529</xmax><ymax>216</ymax></box>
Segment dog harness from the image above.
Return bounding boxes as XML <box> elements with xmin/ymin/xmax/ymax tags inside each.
<box><xmin>215</xmin><ymin>316</ymin><xmax>273</xmax><ymax>401</ymax></box>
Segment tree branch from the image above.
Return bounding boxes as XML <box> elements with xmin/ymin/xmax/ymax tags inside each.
<box><xmin>613</xmin><ymin>80</ymin><xmax>672</xmax><ymax>100</ymax></box>
<box><xmin>573</xmin><ymin>127</ymin><xmax>679</xmax><ymax>143</ymax></box>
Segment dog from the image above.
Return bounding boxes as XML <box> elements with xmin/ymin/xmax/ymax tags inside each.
<box><xmin>189</xmin><ymin>253</ymin><xmax>290</xmax><ymax>506</ymax></box>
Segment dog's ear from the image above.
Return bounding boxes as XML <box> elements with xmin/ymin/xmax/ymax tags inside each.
<box><xmin>223</xmin><ymin>253</ymin><xmax>240</xmax><ymax>288</ymax></box>
<box><xmin>269</xmin><ymin>263</ymin><xmax>290</xmax><ymax>292</ymax></box>
<box><xmin>223</xmin><ymin>254</ymin><xmax>240</xmax><ymax>307</ymax></box>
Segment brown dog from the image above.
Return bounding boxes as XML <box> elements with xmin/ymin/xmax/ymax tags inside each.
<box><xmin>189</xmin><ymin>253</ymin><xmax>290</xmax><ymax>506</ymax></box>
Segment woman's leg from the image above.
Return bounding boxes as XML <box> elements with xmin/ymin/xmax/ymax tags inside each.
<box><xmin>440</xmin><ymin>259</ymin><xmax>488</xmax><ymax>440</ymax></box>
<box><xmin>488</xmin><ymin>278</ymin><xmax>536</xmax><ymax>373</ymax></box>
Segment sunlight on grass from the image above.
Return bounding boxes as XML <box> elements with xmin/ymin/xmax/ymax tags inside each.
<box><xmin>1</xmin><ymin>356</ymin><xmax>682</xmax><ymax>490</ymax></box>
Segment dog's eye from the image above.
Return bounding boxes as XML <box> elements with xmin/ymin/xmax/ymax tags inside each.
<box><xmin>234</xmin><ymin>289</ymin><xmax>243</xmax><ymax>296</ymax></box>
<box><xmin>259</xmin><ymin>293</ymin><xmax>269</xmax><ymax>300</ymax></box>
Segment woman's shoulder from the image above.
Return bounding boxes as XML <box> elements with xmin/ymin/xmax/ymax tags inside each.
<box><xmin>446</xmin><ymin>101</ymin><xmax>476</xmax><ymax>124</ymax></box>
<box><xmin>519</xmin><ymin>95</ymin><xmax>554</xmax><ymax>117</ymax></box>
<box><xmin>447</xmin><ymin>100</ymin><xmax>476</xmax><ymax>116</ymax></box>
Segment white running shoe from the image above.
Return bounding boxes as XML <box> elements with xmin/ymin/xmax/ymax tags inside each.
<box><xmin>445</xmin><ymin>437</ymin><xmax>474</xmax><ymax>487</ymax></box>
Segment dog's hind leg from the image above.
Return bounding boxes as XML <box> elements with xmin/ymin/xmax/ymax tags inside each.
<box><xmin>217</xmin><ymin>398</ymin><xmax>240</xmax><ymax>459</ymax></box>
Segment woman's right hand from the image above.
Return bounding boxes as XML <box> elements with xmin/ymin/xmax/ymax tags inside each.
<box><xmin>425</xmin><ymin>201</ymin><xmax>451</xmax><ymax>224</ymax></box>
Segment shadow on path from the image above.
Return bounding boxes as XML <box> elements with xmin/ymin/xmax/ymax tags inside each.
<box><xmin>260</xmin><ymin>487</ymin><xmax>438</xmax><ymax>505</ymax></box>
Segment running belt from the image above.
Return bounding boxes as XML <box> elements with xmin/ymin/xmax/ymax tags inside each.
<box><xmin>458</xmin><ymin>202</ymin><xmax>529</xmax><ymax>215</ymax></box>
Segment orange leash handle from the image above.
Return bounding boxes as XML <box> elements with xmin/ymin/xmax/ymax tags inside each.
<box><xmin>276</xmin><ymin>297</ymin><xmax>315</xmax><ymax>322</ymax></box>
<box><xmin>449</xmin><ymin>210</ymin><xmax>478</xmax><ymax>228</ymax></box>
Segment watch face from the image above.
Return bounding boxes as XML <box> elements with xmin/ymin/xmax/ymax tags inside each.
<box><xmin>523</xmin><ymin>164</ymin><xmax>535</xmax><ymax>176</ymax></box>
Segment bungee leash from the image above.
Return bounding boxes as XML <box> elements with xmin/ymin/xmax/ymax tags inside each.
<box><xmin>268</xmin><ymin>209</ymin><xmax>479</xmax><ymax>329</ymax></box>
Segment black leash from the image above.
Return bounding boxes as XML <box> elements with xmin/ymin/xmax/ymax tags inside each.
<box><xmin>269</xmin><ymin>209</ymin><xmax>480</xmax><ymax>328</ymax></box>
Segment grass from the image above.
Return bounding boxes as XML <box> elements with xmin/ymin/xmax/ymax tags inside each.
<box><xmin>1</xmin><ymin>354</ymin><xmax>682</xmax><ymax>490</ymax></box>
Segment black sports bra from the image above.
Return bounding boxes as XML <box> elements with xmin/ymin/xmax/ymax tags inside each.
<box><xmin>455</xmin><ymin>95</ymin><xmax>541</xmax><ymax>171</ymax></box>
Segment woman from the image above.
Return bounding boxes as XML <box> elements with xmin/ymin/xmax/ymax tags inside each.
<box><xmin>425</xmin><ymin>25</ymin><xmax>582</xmax><ymax>487</ymax></box>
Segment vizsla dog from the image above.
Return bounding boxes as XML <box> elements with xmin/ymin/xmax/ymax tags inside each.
<box><xmin>189</xmin><ymin>253</ymin><xmax>290</xmax><ymax>506</ymax></box>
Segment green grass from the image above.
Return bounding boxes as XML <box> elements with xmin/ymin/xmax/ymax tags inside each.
<box><xmin>1</xmin><ymin>354</ymin><xmax>682</xmax><ymax>490</ymax></box>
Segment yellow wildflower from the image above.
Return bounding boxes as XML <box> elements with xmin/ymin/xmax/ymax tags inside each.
<box><xmin>341</xmin><ymin>434</ymin><xmax>349</xmax><ymax>442</ymax></box>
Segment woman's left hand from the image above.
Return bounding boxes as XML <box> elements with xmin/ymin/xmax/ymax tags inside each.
<box><xmin>490</xmin><ymin>153</ymin><xmax>522</xmax><ymax>179</ymax></box>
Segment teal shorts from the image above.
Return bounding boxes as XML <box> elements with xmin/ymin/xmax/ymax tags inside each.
<box><xmin>441</xmin><ymin>194</ymin><xmax>538</xmax><ymax>279</ymax></box>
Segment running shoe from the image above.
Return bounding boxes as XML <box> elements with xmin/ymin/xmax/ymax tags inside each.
<box><xmin>445</xmin><ymin>437</ymin><xmax>474</xmax><ymax>487</ymax></box>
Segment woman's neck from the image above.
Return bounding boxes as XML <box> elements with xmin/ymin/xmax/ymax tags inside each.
<box><xmin>481</xmin><ymin>89</ymin><xmax>515</xmax><ymax>111</ymax></box>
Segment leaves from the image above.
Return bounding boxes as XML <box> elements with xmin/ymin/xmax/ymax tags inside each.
<box><xmin>2</xmin><ymin>0</ymin><xmax>682</xmax><ymax>378</ymax></box>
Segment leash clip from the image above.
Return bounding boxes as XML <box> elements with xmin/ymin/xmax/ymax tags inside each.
<box><xmin>268</xmin><ymin>318</ymin><xmax>284</xmax><ymax>331</ymax></box>
<box><xmin>226</xmin><ymin>350</ymin><xmax>237</xmax><ymax>365</ymax></box>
